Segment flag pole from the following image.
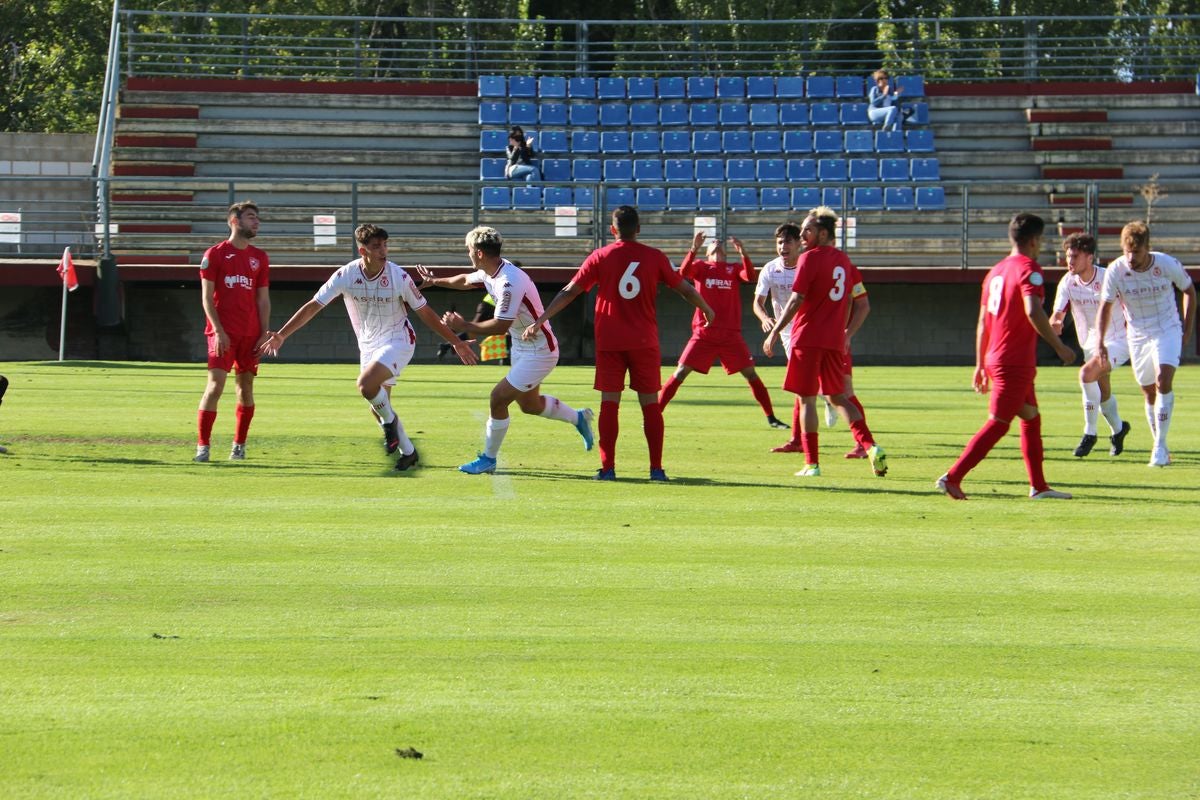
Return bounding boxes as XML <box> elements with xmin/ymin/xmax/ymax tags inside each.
<box><xmin>59</xmin><ymin>276</ymin><xmax>68</xmax><ymax>362</ymax></box>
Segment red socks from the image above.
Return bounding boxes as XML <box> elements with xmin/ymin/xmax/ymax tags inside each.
<box><xmin>1020</xmin><ymin>415</ymin><xmax>1048</xmax><ymax>493</ymax></box>
<box><xmin>641</xmin><ymin>402</ymin><xmax>665</xmax><ymax>470</ymax></box>
<box><xmin>790</xmin><ymin>398</ymin><xmax>802</xmax><ymax>444</ymax></box>
<box><xmin>598</xmin><ymin>400</ymin><xmax>619</xmax><ymax>470</ymax></box>
<box><xmin>748</xmin><ymin>376</ymin><xmax>774</xmax><ymax>416</ymax></box>
<box><xmin>658</xmin><ymin>375</ymin><xmax>683</xmax><ymax>409</ymax></box>
<box><xmin>947</xmin><ymin>417</ymin><xmax>1010</xmax><ymax>484</ymax></box>
<box><xmin>234</xmin><ymin>404</ymin><xmax>255</xmax><ymax>445</ymax></box>
<box><xmin>849</xmin><ymin>418</ymin><xmax>875</xmax><ymax>450</ymax></box>
<box><xmin>801</xmin><ymin>432</ymin><xmax>820</xmax><ymax>466</ymax></box>
<box><xmin>197</xmin><ymin>409</ymin><xmax>217</xmax><ymax>446</ymax></box>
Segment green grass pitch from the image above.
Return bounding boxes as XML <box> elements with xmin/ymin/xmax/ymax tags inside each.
<box><xmin>0</xmin><ymin>360</ymin><xmax>1196</xmax><ymax>799</ymax></box>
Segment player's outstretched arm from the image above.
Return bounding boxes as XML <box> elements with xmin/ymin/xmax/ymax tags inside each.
<box><xmin>415</xmin><ymin>265</ymin><xmax>475</xmax><ymax>292</ymax></box>
<box><xmin>415</xmin><ymin>304</ymin><xmax>477</xmax><ymax>365</ymax></box>
<box><xmin>672</xmin><ymin>281</ymin><xmax>715</xmax><ymax>328</ymax></box>
<box><xmin>523</xmin><ymin>282</ymin><xmax>584</xmax><ymax>341</ymax></box>
<box><xmin>259</xmin><ymin>299</ymin><xmax>324</xmax><ymax>356</ymax></box>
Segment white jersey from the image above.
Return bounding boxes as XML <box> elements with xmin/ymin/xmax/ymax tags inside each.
<box><xmin>1100</xmin><ymin>251</ymin><xmax>1193</xmax><ymax>344</ymax></box>
<box><xmin>755</xmin><ymin>255</ymin><xmax>798</xmax><ymax>337</ymax></box>
<box><xmin>466</xmin><ymin>258</ymin><xmax>557</xmax><ymax>353</ymax></box>
<box><xmin>314</xmin><ymin>259</ymin><xmax>426</xmax><ymax>352</ymax></box>
<box><xmin>1052</xmin><ymin>265</ymin><xmax>1127</xmax><ymax>352</ymax></box>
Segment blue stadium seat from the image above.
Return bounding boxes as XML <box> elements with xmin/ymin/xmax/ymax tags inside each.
<box><xmin>726</xmin><ymin>158</ymin><xmax>755</xmax><ymax>181</ymax></box>
<box><xmin>480</xmin><ymin>129</ymin><xmax>507</xmax><ymax>151</ymax></box>
<box><xmin>884</xmin><ymin>186</ymin><xmax>915</xmax><ymax>210</ymax></box>
<box><xmin>633</xmin><ymin>158</ymin><xmax>663</xmax><ymax>182</ymax></box>
<box><xmin>574</xmin><ymin>186</ymin><xmax>595</xmax><ymax>207</ymax></box>
<box><xmin>844</xmin><ymin>130</ymin><xmax>874</xmax><ymax>154</ymax></box>
<box><xmin>690</xmin><ymin>103</ymin><xmax>718</xmax><ymax>127</ymax></box>
<box><xmin>840</xmin><ymin>102</ymin><xmax>870</xmax><ymax>125</ymax></box>
<box><xmin>540</xmin><ymin>158</ymin><xmax>570</xmax><ymax>182</ymax></box>
<box><xmin>911</xmin><ymin>157</ymin><xmax>940</xmax><ymax>180</ymax></box>
<box><xmin>806</xmin><ymin>76</ymin><xmax>836</xmax><ymax>98</ymax></box>
<box><xmin>539</xmin><ymin>130</ymin><xmax>568</xmax><ymax>153</ymax></box>
<box><xmin>630</xmin><ymin>103</ymin><xmax>658</xmax><ymax>126</ymax></box>
<box><xmin>636</xmin><ymin>187</ymin><xmax>667</xmax><ymax>210</ymax></box>
<box><xmin>695</xmin><ymin>159</ymin><xmax>724</xmax><ymax>181</ymax></box>
<box><xmin>783</xmin><ymin>130</ymin><xmax>813</xmax><ymax>153</ymax></box>
<box><xmin>632</xmin><ymin>131</ymin><xmax>661</xmax><ymax>153</ymax></box>
<box><xmin>627</xmin><ymin>77</ymin><xmax>656</xmax><ymax>100</ymax></box>
<box><xmin>662</xmin><ymin>131</ymin><xmax>691</xmax><ymax>154</ymax></box>
<box><xmin>822</xmin><ymin>187</ymin><xmax>844</xmax><ymax>208</ymax></box>
<box><xmin>692</xmin><ymin>131</ymin><xmax>721</xmax><ymax>154</ymax></box>
<box><xmin>667</xmin><ymin>187</ymin><xmax>698</xmax><ymax>210</ymax></box>
<box><xmin>568</xmin><ymin>77</ymin><xmax>596</xmax><ymax>99</ymax></box>
<box><xmin>605</xmin><ymin>187</ymin><xmax>635</xmax><ymax>208</ymax></box>
<box><xmin>601</xmin><ymin>131</ymin><xmax>630</xmax><ymax>154</ymax></box>
<box><xmin>853</xmin><ymin>187</ymin><xmax>883</xmax><ymax>210</ymax></box>
<box><xmin>479</xmin><ymin>101</ymin><xmax>507</xmax><ymax>125</ymax></box>
<box><xmin>761</xmin><ymin>187</ymin><xmax>790</xmax><ymax>209</ymax></box>
<box><xmin>687</xmin><ymin>76</ymin><xmax>716</xmax><ymax>98</ymax></box>
<box><xmin>747</xmin><ymin>76</ymin><xmax>775</xmax><ymax>98</ymax></box>
<box><xmin>880</xmin><ymin>158</ymin><xmax>909</xmax><ymax>181</ymax></box>
<box><xmin>776</xmin><ymin>76</ymin><xmax>806</xmax><ymax>98</ymax></box>
<box><xmin>719</xmin><ymin>103</ymin><xmax>749</xmax><ymax>126</ymax></box>
<box><xmin>895</xmin><ymin>75</ymin><xmax>925</xmax><ymax>97</ymax></box>
<box><xmin>509</xmin><ymin>101</ymin><xmax>538</xmax><ymax>126</ymax></box>
<box><xmin>543</xmin><ymin>186</ymin><xmax>573</xmax><ymax>208</ymax></box>
<box><xmin>723</xmin><ymin>131</ymin><xmax>751</xmax><ymax>154</ymax></box>
<box><xmin>698</xmin><ymin>187</ymin><xmax>723</xmax><ymax>210</ymax></box>
<box><xmin>818</xmin><ymin>158</ymin><xmax>848</xmax><ymax>182</ymax></box>
<box><xmin>603</xmin><ymin>158</ymin><xmax>634</xmax><ymax>181</ymax></box>
<box><xmin>787</xmin><ymin>158</ymin><xmax>817</xmax><ymax>182</ymax></box>
<box><xmin>512</xmin><ymin>185</ymin><xmax>541</xmax><ymax>209</ymax></box>
<box><xmin>875</xmin><ymin>130</ymin><xmax>905</xmax><ymax>153</ymax></box>
<box><xmin>916</xmin><ymin>186</ymin><xmax>945</xmax><ymax>210</ymax></box>
<box><xmin>571</xmin><ymin>131</ymin><xmax>599</xmax><ymax>154</ymax></box>
<box><xmin>729</xmin><ymin>187</ymin><xmax>758</xmax><ymax>211</ymax></box>
<box><xmin>481</xmin><ymin>186</ymin><xmax>511</xmax><ymax>208</ymax></box>
<box><xmin>480</xmin><ymin>158</ymin><xmax>507</xmax><ymax>180</ymax></box>
<box><xmin>600</xmin><ymin>102</ymin><xmax>629</xmax><ymax>126</ymax></box>
<box><xmin>664</xmin><ymin>158</ymin><xmax>694</xmax><ymax>182</ymax></box>
<box><xmin>569</xmin><ymin>103</ymin><xmax>599</xmax><ymax>127</ymax></box>
<box><xmin>903</xmin><ymin>102</ymin><xmax>930</xmax><ymax>125</ymax></box>
<box><xmin>813</xmin><ymin>130</ymin><xmax>842</xmax><ymax>153</ymax></box>
<box><xmin>598</xmin><ymin>77</ymin><xmax>626</xmax><ymax>99</ymax></box>
<box><xmin>718</xmin><ymin>77</ymin><xmax>746</xmax><ymax>99</ymax></box>
<box><xmin>849</xmin><ymin>158</ymin><xmax>879</xmax><ymax>181</ymax></box>
<box><xmin>749</xmin><ymin>102</ymin><xmax>778</xmax><ymax>126</ymax></box>
<box><xmin>752</xmin><ymin>131</ymin><xmax>782</xmax><ymax>153</ymax></box>
<box><xmin>780</xmin><ymin>102</ymin><xmax>809</xmax><ymax>126</ymax></box>
<box><xmin>657</xmin><ymin>76</ymin><xmax>686</xmax><ymax>99</ymax></box>
<box><xmin>792</xmin><ymin>187</ymin><xmax>821</xmax><ymax>209</ymax></box>
<box><xmin>659</xmin><ymin>102</ymin><xmax>689</xmax><ymax>126</ymax></box>
<box><xmin>757</xmin><ymin>158</ymin><xmax>786</xmax><ymax>181</ymax></box>
<box><xmin>540</xmin><ymin>102</ymin><xmax>568</xmax><ymax>127</ymax></box>
<box><xmin>508</xmin><ymin>76</ymin><xmax>536</xmax><ymax>98</ymax></box>
<box><xmin>836</xmin><ymin>75</ymin><xmax>864</xmax><ymax>98</ymax></box>
<box><xmin>573</xmin><ymin>158</ymin><xmax>601</xmax><ymax>181</ymax></box>
<box><xmin>478</xmin><ymin>75</ymin><xmax>506</xmax><ymax>97</ymax></box>
<box><xmin>906</xmin><ymin>129</ymin><xmax>935</xmax><ymax>153</ymax></box>
<box><xmin>538</xmin><ymin>76</ymin><xmax>566</xmax><ymax>99</ymax></box>
<box><xmin>810</xmin><ymin>102</ymin><xmax>839</xmax><ymax>125</ymax></box>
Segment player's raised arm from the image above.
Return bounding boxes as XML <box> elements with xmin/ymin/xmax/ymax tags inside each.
<box><xmin>259</xmin><ymin>298</ymin><xmax>325</xmax><ymax>356</ymax></box>
<box><xmin>415</xmin><ymin>265</ymin><xmax>476</xmax><ymax>291</ymax></box>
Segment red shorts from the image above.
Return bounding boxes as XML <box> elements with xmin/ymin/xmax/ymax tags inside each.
<box><xmin>207</xmin><ymin>333</ymin><xmax>260</xmax><ymax>375</ymax></box>
<box><xmin>843</xmin><ymin>348</ymin><xmax>854</xmax><ymax>376</ymax></box>
<box><xmin>783</xmin><ymin>346</ymin><xmax>845</xmax><ymax>397</ymax></box>
<box><xmin>595</xmin><ymin>346</ymin><xmax>662</xmax><ymax>393</ymax></box>
<box><xmin>678</xmin><ymin>330</ymin><xmax>754</xmax><ymax>375</ymax></box>
<box><xmin>986</xmin><ymin>364</ymin><xmax>1037</xmax><ymax>421</ymax></box>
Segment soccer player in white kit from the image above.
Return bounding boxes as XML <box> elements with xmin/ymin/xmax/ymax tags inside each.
<box><xmin>1050</xmin><ymin>232</ymin><xmax>1131</xmax><ymax>457</ymax></box>
<box><xmin>260</xmin><ymin>224</ymin><xmax>476</xmax><ymax>470</ymax></box>
<box><xmin>416</xmin><ymin>226</ymin><xmax>594</xmax><ymax>475</ymax></box>
<box><xmin>1096</xmin><ymin>221</ymin><xmax>1196</xmax><ymax>467</ymax></box>
<box><xmin>753</xmin><ymin>223</ymin><xmax>804</xmax><ymax>450</ymax></box>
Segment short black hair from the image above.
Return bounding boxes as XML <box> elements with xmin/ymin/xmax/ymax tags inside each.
<box><xmin>1008</xmin><ymin>213</ymin><xmax>1045</xmax><ymax>247</ymax></box>
<box><xmin>355</xmin><ymin>223</ymin><xmax>388</xmax><ymax>247</ymax></box>
<box><xmin>775</xmin><ymin>222</ymin><xmax>801</xmax><ymax>241</ymax></box>
<box><xmin>1063</xmin><ymin>232</ymin><xmax>1096</xmax><ymax>255</ymax></box>
<box><xmin>612</xmin><ymin>206</ymin><xmax>639</xmax><ymax>239</ymax></box>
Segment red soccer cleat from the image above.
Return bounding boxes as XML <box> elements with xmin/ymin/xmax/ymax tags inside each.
<box><xmin>771</xmin><ymin>441</ymin><xmax>802</xmax><ymax>453</ymax></box>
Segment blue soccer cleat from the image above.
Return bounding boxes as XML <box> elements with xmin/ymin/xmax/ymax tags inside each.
<box><xmin>575</xmin><ymin>408</ymin><xmax>595</xmax><ymax>451</ymax></box>
<box><xmin>459</xmin><ymin>453</ymin><xmax>497</xmax><ymax>475</ymax></box>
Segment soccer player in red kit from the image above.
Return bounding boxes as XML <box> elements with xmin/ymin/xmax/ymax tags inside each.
<box><xmin>937</xmin><ymin>213</ymin><xmax>1077</xmax><ymax>500</ymax></box>
<box><xmin>195</xmin><ymin>201</ymin><xmax>271</xmax><ymax>462</ymax></box>
<box><xmin>763</xmin><ymin>208</ymin><xmax>885</xmax><ymax>478</ymax></box>
<box><xmin>524</xmin><ymin>206</ymin><xmax>714</xmax><ymax>481</ymax></box>
<box><xmin>658</xmin><ymin>230</ymin><xmax>787</xmax><ymax>429</ymax></box>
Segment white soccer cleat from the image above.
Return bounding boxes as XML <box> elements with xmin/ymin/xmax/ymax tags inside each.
<box><xmin>1147</xmin><ymin>446</ymin><xmax>1170</xmax><ymax>467</ymax></box>
<box><xmin>229</xmin><ymin>443</ymin><xmax>246</xmax><ymax>461</ymax></box>
<box><xmin>1029</xmin><ymin>487</ymin><xmax>1073</xmax><ymax>500</ymax></box>
<box><xmin>823</xmin><ymin>398</ymin><xmax>838</xmax><ymax>428</ymax></box>
<box><xmin>794</xmin><ymin>464</ymin><xmax>821</xmax><ymax>477</ymax></box>
<box><xmin>193</xmin><ymin>445</ymin><xmax>210</xmax><ymax>463</ymax></box>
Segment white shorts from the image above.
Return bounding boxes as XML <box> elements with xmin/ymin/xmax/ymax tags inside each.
<box><xmin>505</xmin><ymin>345</ymin><xmax>558</xmax><ymax>392</ymax></box>
<box><xmin>1084</xmin><ymin>340</ymin><xmax>1130</xmax><ymax>369</ymax></box>
<box><xmin>362</xmin><ymin>339</ymin><xmax>415</xmax><ymax>387</ymax></box>
<box><xmin>1129</xmin><ymin>336</ymin><xmax>1181</xmax><ymax>387</ymax></box>
<box><xmin>779</xmin><ymin>326</ymin><xmax>793</xmax><ymax>360</ymax></box>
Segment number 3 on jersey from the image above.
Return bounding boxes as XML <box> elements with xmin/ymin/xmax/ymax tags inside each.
<box><xmin>986</xmin><ymin>275</ymin><xmax>1004</xmax><ymax>315</ymax></box>
<box><xmin>619</xmin><ymin>261</ymin><xmax>641</xmax><ymax>299</ymax></box>
<box><xmin>828</xmin><ymin>265</ymin><xmax>846</xmax><ymax>301</ymax></box>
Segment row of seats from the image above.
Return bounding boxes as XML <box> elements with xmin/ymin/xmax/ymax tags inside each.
<box><xmin>482</xmin><ymin>128</ymin><xmax>935</xmax><ymax>156</ymax></box>
<box><xmin>482</xmin><ymin>156</ymin><xmax>942</xmax><ymax>183</ymax></box>
<box><xmin>478</xmin><ymin>74</ymin><xmax>926</xmax><ymax>101</ymax></box>
<box><xmin>479</xmin><ymin>100</ymin><xmax>930</xmax><ymax>129</ymax></box>
<box><xmin>481</xmin><ymin>185</ymin><xmax>946</xmax><ymax>212</ymax></box>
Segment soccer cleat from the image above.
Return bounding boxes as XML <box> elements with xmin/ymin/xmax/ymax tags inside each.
<box><xmin>766</xmin><ymin>415</ymin><xmax>790</xmax><ymax>430</ymax></box>
<box><xmin>229</xmin><ymin>443</ymin><xmax>246</xmax><ymax>461</ymax></box>
<box><xmin>594</xmin><ymin>467</ymin><xmax>616</xmax><ymax>481</ymax></box>
<box><xmin>649</xmin><ymin>468</ymin><xmax>669</xmax><ymax>482</ymax></box>
<box><xmin>1030</xmin><ymin>487</ymin><xmax>1073</xmax><ymax>500</ymax></box>
<box><xmin>1109</xmin><ymin>420</ymin><xmax>1131</xmax><ymax>456</ymax></box>
<box><xmin>935</xmin><ymin>474</ymin><xmax>967</xmax><ymax>500</ymax></box>
<box><xmin>575</xmin><ymin>408</ymin><xmax>595</xmax><ymax>451</ymax></box>
<box><xmin>382</xmin><ymin>416</ymin><xmax>401</xmax><ymax>455</ymax></box>
<box><xmin>844</xmin><ymin>443</ymin><xmax>868</xmax><ymax>459</ymax></box>
<box><xmin>193</xmin><ymin>445</ymin><xmax>210</xmax><ymax>463</ymax></box>
<box><xmin>771</xmin><ymin>441</ymin><xmax>802</xmax><ymax>453</ymax></box>
<box><xmin>795</xmin><ymin>464</ymin><xmax>821</xmax><ymax>477</ymax></box>
<box><xmin>823</xmin><ymin>398</ymin><xmax>838</xmax><ymax>428</ymax></box>
<box><xmin>394</xmin><ymin>448</ymin><xmax>420</xmax><ymax>472</ymax></box>
<box><xmin>867</xmin><ymin>444</ymin><xmax>888</xmax><ymax>477</ymax></box>
<box><xmin>1147</xmin><ymin>446</ymin><xmax>1170</xmax><ymax>468</ymax></box>
<box><xmin>459</xmin><ymin>453</ymin><xmax>497</xmax><ymax>474</ymax></box>
<box><xmin>1073</xmin><ymin>434</ymin><xmax>1097</xmax><ymax>458</ymax></box>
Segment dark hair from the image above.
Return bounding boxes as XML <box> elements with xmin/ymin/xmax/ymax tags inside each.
<box><xmin>1008</xmin><ymin>213</ymin><xmax>1045</xmax><ymax>247</ymax></box>
<box><xmin>355</xmin><ymin>223</ymin><xmax>388</xmax><ymax>247</ymax></box>
<box><xmin>510</xmin><ymin>126</ymin><xmax>525</xmax><ymax>137</ymax></box>
<box><xmin>775</xmin><ymin>222</ymin><xmax>801</xmax><ymax>241</ymax></box>
<box><xmin>228</xmin><ymin>200</ymin><xmax>258</xmax><ymax>220</ymax></box>
<box><xmin>1063</xmin><ymin>232</ymin><xmax>1096</xmax><ymax>255</ymax></box>
<box><xmin>612</xmin><ymin>205</ymin><xmax>639</xmax><ymax>239</ymax></box>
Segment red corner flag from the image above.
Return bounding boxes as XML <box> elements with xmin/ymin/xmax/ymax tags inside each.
<box><xmin>57</xmin><ymin>246</ymin><xmax>78</xmax><ymax>292</ymax></box>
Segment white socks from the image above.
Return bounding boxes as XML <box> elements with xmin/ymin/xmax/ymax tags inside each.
<box><xmin>484</xmin><ymin>417</ymin><xmax>511</xmax><ymax>458</ymax></box>
<box><xmin>1145</xmin><ymin>400</ymin><xmax>1157</xmax><ymax>435</ymax></box>
<box><xmin>539</xmin><ymin>395</ymin><xmax>579</xmax><ymax>424</ymax></box>
<box><xmin>1154</xmin><ymin>391</ymin><xmax>1174</xmax><ymax>450</ymax></box>
<box><xmin>1081</xmin><ymin>381</ymin><xmax>1101</xmax><ymax>436</ymax></box>
<box><xmin>368</xmin><ymin>387</ymin><xmax>396</xmax><ymax>425</ymax></box>
<box><xmin>1099</xmin><ymin>396</ymin><xmax>1122</xmax><ymax>435</ymax></box>
<box><xmin>394</xmin><ymin>417</ymin><xmax>414</xmax><ymax>456</ymax></box>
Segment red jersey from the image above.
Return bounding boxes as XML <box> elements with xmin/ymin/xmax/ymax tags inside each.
<box><xmin>981</xmin><ymin>253</ymin><xmax>1045</xmax><ymax>368</ymax></box>
<box><xmin>789</xmin><ymin>245</ymin><xmax>862</xmax><ymax>351</ymax></box>
<box><xmin>200</xmin><ymin>240</ymin><xmax>270</xmax><ymax>338</ymax></box>
<box><xmin>571</xmin><ymin>239</ymin><xmax>682</xmax><ymax>351</ymax></box>
<box><xmin>680</xmin><ymin>252</ymin><xmax>754</xmax><ymax>334</ymax></box>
